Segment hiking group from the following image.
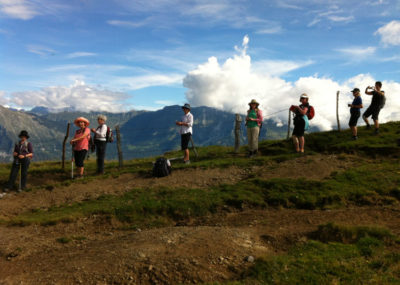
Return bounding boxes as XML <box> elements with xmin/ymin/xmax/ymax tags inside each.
<box><xmin>0</xmin><ymin>82</ymin><xmax>385</xmax><ymax>192</ymax></box>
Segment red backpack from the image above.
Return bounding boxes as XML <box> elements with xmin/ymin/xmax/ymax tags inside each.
<box><xmin>307</xmin><ymin>106</ymin><xmax>315</xmax><ymax>120</ymax></box>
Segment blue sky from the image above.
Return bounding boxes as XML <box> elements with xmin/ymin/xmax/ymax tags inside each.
<box><xmin>0</xmin><ymin>0</ymin><xmax>400</xmax><ymax>121</ymax></box>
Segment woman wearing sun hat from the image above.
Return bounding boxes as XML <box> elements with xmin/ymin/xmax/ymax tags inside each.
<box><xmin>245</xmin><ymin>99</ymin><xmax>263</xmax><ymax>158</ymax></box>
<box><xmin>4</xmin><ymin>130</ymin><xmax>33</xmax><ymax>192</ymax></box>
<box><xmin>290</xmin><ymin>93</ymin><xmax>310</xmax><ymax>153</ymax></box>
<box><xmin>70</xmin><ymin>117</ymin><xmax>90</xmax><ymax>178</ymax></box>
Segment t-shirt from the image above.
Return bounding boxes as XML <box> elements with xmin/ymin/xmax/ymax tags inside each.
<box><xmin>350</xmin><ymin>96</ymin><xmax>362</xmax><ymax>113</ymax></box>
<box><xmin>370</xmin><ymin>90</ymin><xmax>385</xmax><ymax>108</ymax></box>
<box><xmin>73</xmin><ymin>128</ymin><xmax>91</xmax><ymax>151</ymax></box>
<box><xmin>295</xmin><ymin>103</ymin><xmax>309</xmax><ymax>119</ymax></box>
<box><xmin>247</xmin><ymin>110</ymin><xmax>258</xmax><ymax>128</ymax></box>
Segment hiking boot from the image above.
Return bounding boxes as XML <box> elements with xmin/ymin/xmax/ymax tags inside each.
<box><xmin>352</xmin><ymin>136</ymin><xmax>358</xmax><ymax>140</ymax></box>
<box><xmin>184</xmin><ymin>160</ymin><xmax>190</xmax><ymax>164</ymax></box>
<box><xmin>3</xmin><ymin>188</ymin><xmax>10</xmax><ymax>193</ymax></box>
<box><xmin>374</xmin><ymin>129</ymin><xmax>380</xmax><ymax>135</ymax></box>
<box><xmin>252</xmin><ymin>150</ymin><xmax>258</xmax><ymax>157</ymax></box>
<box><xmin>366</xmin><ymin>124</ymin><xmax>371</xmax><ymax>130</ymax></box>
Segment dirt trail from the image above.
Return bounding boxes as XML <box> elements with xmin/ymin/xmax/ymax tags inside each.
<box><xmin>1</xmin><ymin>207</ymin><xmax>400</xmax><ymax>284</ymax></box>
<box><xmin>0</xmin><ymin>154</ymin><xmax>355</xmax><ymax>220</ymax></box>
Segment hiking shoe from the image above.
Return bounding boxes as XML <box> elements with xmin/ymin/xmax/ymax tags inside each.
<box><xmin>3</xmin><ymin>188</ymin><xmax>10</xmax><ymax>193</ymax></box>
<box><xmin>352</xmin><ymin>136</ymin><xmax>358</xmax><ymax>140</ymax></box>
<box><xmin>184</xmin><ymin>160</ymin><xmax>190</xmax><ymax>164</ymax></box>
<box><xmin>374</xmin><ymin>129</ymin><xmax>380</xmax><ymax>135</ymax></box>
<box><xmin>366</xmin><ymin>124</ymin><xmax>371</xmax><ymax>130</ymax></box>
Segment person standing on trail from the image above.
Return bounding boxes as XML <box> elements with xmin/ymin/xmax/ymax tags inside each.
<box><xmin>363</xmin><ymin>81</ymin><xmax>385</xmax><ymax>134</ymax></box>
<box><xmin>245</xmin><ymin>99</ymin><xmax>263</xmax><ymax>158</ymax></box>
<box><xmin>290</xmin><ymin>94</ymin><xmax>309</xmax><ymax>153</ymax></box>
<box><xmin>4</xmin><ymin>130</ymin><xmax>33</xmax><ymax>192</ymax></box>
<box><xmin>70</xmin><ymin>117</ymin><xmax>90</xmax><ymax>178</ymax></box>
<box><xmin>176</xmin><ymin>103</ymin><xmax>193</xmax><ymax>164</ymax></box>
<box><xmin>91</xmin><ymin>115</ymin><xmax>107</xmax><ymax>175</ymax></box>
<box><xmin>348</xmin><ymin>88</ymin><xmax>363</xmax><ymax>140</ymax></box>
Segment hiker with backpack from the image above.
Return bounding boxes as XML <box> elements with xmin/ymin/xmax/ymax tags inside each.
<box><xmin>290</xmin><ymin>94</ymin><xmax>312</xmax><ymax>153</ymax></box>
<box><xmin>363</xmin><ymin>81</ymin><xmax>385</xmax><ymax>134</ymax></box>
<box><xmin>348</xmin><ymin>88</ymin><xmax>363</xmax><ymax>140</ymax></box>
<box><xmin>4</xmin><ymin>130</ymin><xmax>33</xmax><ymax>192</ymax></box>
<box><xmin>245</xmin><ymin>99</ymin><xmax>263</xmax><ymax>157</ymax></box>
<box><xmin>70</xmin><ymin>117</ymin><xmax>90</xmax><ymax>178</ymax></box>
<box><xmin>91</xmin><ymin>114</ymin><xmax>109</xmax><ymax>175</ymax></box>
<box><xmin>175</xmin><ymin>103</ymin><xmax>193</xmax><ymax>164</ymax></box>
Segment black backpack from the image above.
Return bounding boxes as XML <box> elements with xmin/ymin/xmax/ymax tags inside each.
<box><xmin>153</xmin><ymin>158</ymin><xmax>171</xmax><ymax>177</ymax></box>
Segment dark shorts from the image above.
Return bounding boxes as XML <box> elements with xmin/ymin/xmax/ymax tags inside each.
<box><xmin>349</xmin><ymin>111</ymin><xmax>360</xmax><ymax>127</ymax></box>
<box><xmin>74</xmin><ymin>150</ymin><xmax>87</xmax><ymax>167</ymax></box>
<box><xmin>181</xmin><ymin>133</ymin><xmax>191</xmax><ymax>150</ymax></box>
<box><xmin>292</xmin><ymin>117</ymin><xmax>305</xmax><ymax>137</ymax></box>
<box><xmin>363</xmin><ymin>106</ymin><xmax>381</xmax><ymax>121</ymax></box>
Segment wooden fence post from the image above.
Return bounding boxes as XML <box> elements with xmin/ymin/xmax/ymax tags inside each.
<box><xmin>115</xmin><ymin>125</ymin><xmax>123</xmax><ymax>168</ymax></box>
<box><xmin>61</xmin><ymin>123</ymin><xmax>70</xmax><ymax>170</ymax></box>
<box><xmin>190</xmin><ymin>137</ymin><xmax>198</xmax><ymax>158</ymax></box>
<box><xmin>336</xmin><ymin>91</ymin><xmax>341</xmax><ymax>131</ymax></box>
<box><xmin>234</xmin><ymin>114</ymin><xmax>242</xmax><ymax>153</ymax></box>
<box><xmin>287</xmin><ymin>109</ymin><xmax>292</xmax><ymax>140</ymax></box>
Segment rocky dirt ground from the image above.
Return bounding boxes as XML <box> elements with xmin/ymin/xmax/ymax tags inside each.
<box><xmin>0</xmin><ymin>154</ymin><xmax>395</xmax><ymax>284</ymax></box>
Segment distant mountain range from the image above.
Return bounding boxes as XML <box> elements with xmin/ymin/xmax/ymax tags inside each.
<box><xmin>0</xmin><ymin>105</ymin><xmax>311</xmax><ymax>162</ymax></box>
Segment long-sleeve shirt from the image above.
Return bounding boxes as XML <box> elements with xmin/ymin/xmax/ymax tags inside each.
<box><xmin>180</xmin><ymin>112</ymin><xmax>193</xmax><ymax>135</ymax></box>
<box><xmin>94</xmin><ymin>124</ymin><xmax>107</xmax><ymax>141</ymax></box>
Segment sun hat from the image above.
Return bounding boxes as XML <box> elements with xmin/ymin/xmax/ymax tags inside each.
<box><xmin>300</xmin><ymin>93</ymin><xmax>309</xmax><ymax>99</ymax></box>
<box><xmin>18</xmin><ymin>130</ymin><xmax>29</xmax><ymax>139</ymax></box>
<box><xmin>248</xmin><ymin>99</ymin><xmax>259</xmax><ymax>106</ymax></box>
<box><xmin>351</xmin><ymin>88</ymin><xmax>360</xmax><ymax>93</ymax></box>
<box><xmin>74</xmin><ymin>117</ymin><xmax>90</xmax><ymax>127</ymax></box>
<box><xmin>182</xmin><ymin>103</ymin><xmax>191</xmax><ymax>110</ymax></box>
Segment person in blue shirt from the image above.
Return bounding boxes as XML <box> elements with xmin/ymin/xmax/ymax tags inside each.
<box><xmin>348</xmin><ymin>88</ymin><xmax>363</xmax><ymax>140</ymax></box>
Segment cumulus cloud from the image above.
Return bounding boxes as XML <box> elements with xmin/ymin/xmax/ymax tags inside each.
<box><xmin>183</xmin><ymin>36</ymin><xmax>400</xmax><ymax>131</ymax></box>
<box><xmin>10</xmin><ymin>80</ymin><xmax>130</xmax><ymax>112</ymax></box>
<box><xmin>376</xmin><ymin>20</ymin><xmax>400</xmax><ymax>46</ymax></box>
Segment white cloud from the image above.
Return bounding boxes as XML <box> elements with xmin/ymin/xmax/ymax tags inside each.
<box><xmin>0</xmin><ymin>0</ymin><xmax>38</xmax><ymax>20</ymax></box>
<box><xmin>27</xmin><ymin>45</ymin><xmax>56</xmax><ymax>56</ymax></box>
<box><xmin>10</xmin><ymin>80</ymin><xmax>130</xmax><ymax>112</ymax></box>
<box><xmin>327</xmin><ymin>15</ymin><xmax>354</xmax><ymax>23</ymax></box>
<box><xmin>252</xmin><ymin>59</ymin><xmax>314</xmax><ymax>76</ymax></box>
<box><xmin>336</xmin><ymin>46</ymin><xmax>376</xmax><ymax>58</ymax></box>
<box><xmin>183</xmin><ymin>36</ymin><xmax>400</xmax><ymax>131</ymax></box>
<box><xmin>107</xmin><ymin>19</ymin><xmax>149</xmax><ymax>28</ymax></box>
<box><xmin>376</xmin><ymin>20</ymin><xmax>400</xmax><ymax>46</ymax></box>
<box><xmin>66</xmin><ymin>52</ymin><xmax>97</xmax><ymax>59</ymax></box>
<box><xmin>113</xmin><ymin>74</ymin><xmax>183</xmax><ymax>90</ymax></box>
<box><xmin>256</xmin><ymin>26</ymin><xmax>283</xmax><ymax>34</ymax></box>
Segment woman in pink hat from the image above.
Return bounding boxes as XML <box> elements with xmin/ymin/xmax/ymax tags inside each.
<box><xmin>70</xmin><ymin>117</ymin><xmax>90</xmax><ymax>178</ymax></box>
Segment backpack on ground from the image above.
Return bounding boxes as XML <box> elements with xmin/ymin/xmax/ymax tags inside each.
<box><xmin>152</xmin><ymin>158</ymin><xmax>171</xmax><ymax>177</ymax></box>
<box><xmin>307</xmin><ymin>106</ymin><xmax>315</xmax><ymax>120</ymax></box>
<box><xmin>106</xmin><ymin>127</ymin><xmax>114</xmax><ymax>143</ymax></box>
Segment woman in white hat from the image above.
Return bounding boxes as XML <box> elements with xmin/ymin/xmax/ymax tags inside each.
<box><xmin>245</xmin><ymin>99</ymin><xmax>263</xmax><ymax>157</ymax></box>
<box><xmin>91</xmin><ymin>114</ymin><xmax>108</xmax><ymax>174</ymax></box>
<box><xmin>70</xmin><ymin>117</ymin><xmax>90</xmax><ymax>178</ymax></box>
<box><xmin>290</xmin><ymin>94</ymin><xmax>309</xmax><ymax>153</ymax></box>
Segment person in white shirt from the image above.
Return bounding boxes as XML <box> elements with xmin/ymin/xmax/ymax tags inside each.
<box><xmin>175</xmin><ymin>103</ymin><xmax>193</xmax><ymax>164</ymax></box>
<box><xmin>91</xmin><ymin>114</ymin><xmax>108</xmax><ymax>174</ymax></box>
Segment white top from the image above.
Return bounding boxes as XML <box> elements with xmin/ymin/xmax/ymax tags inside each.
<box><xmin>94</xmin><ymin>124</ymin><xmax>107</xmax><ymax>141</ymax></box>
<box><xmin>180</xmin><ymin>112</ymin><xmax>193</xmax><ymax>135</ymax></box>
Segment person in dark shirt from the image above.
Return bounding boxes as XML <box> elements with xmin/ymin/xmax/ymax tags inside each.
<box><xmin>348</xmin><ymin>88</ymin><xmax>363</xmax><ymax>140</ymax></box>
<box><xmin>4</xmin><ymin>130</ymin><xmax>33</xmax><ymax>192</ymax></box>
<box><xmin>290</xmin><ymin>94</ymin><xmax>310</xmax><ymax>153</ymax></box>
<box><xmin>362</xmin><ymin>81</ymin><xmax>385</xmax><ymax>134</ymax></box>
